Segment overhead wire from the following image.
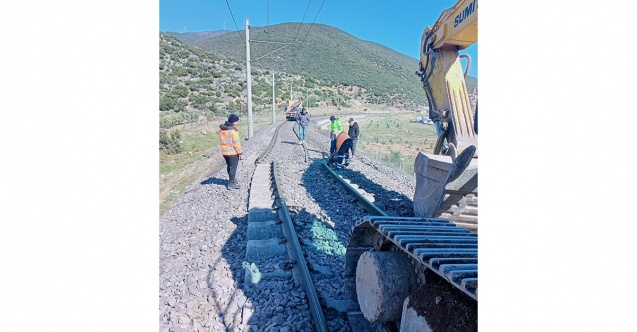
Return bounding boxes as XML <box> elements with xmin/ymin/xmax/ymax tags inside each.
<box><xmin>294</xmin><ymin>0</ymin><xmax>313</xmax><ymax>42</ymax></box>
<box><xmin>267</xmin><ymin>0</ymin><xmax>271</xmax><ymax>41</ymax></box>
<box><xmin>225</xmin><ymin>0</ymin><xmax>245</xmax><ymax>45</ymax></box>
<box><xmin>301</xmin><ymin>0</ymin><xmax>326</xmax><ymax>44</ymax></box>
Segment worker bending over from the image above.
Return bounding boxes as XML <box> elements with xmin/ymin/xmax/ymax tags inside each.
<box><xmin>329</xmin><ymin>131</ymin><xmax>352</xmax><ymax>169</ymax></box>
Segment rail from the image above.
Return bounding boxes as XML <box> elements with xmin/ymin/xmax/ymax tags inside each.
<box><xmin>272</xmin><ymin>161</ymin><xmax>328</xmax><ymax>332</ymax></box>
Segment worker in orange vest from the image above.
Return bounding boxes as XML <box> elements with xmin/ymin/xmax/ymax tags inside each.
<box><xmin>329</xmin><ymin>131</ymin><xmax>352</xmax><ymax>169</ymax></box>
<box><xmin>219</xmin><ymin>114</ymin><xmax>243</xmax><ymax>189</ymax></box>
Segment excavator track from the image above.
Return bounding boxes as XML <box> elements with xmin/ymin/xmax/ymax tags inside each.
<box><xmin>348</xmin><ymin>216</ymin><xmax>478</xmax><ymax>301</ymax></box>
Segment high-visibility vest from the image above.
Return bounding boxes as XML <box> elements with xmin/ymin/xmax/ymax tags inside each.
<box><xmin>219</xmin><ymin>128</ymin><xmax>243</xmax><ymax>156</ymax></box>
<box><xmin>330</xmin><ymin>119</ymin><xmax>343</xmax><ymax>133</ymax></box>
<box><xmin>335</xmin><ymin>132</ymin><xmax>350</xmax><ymax>151</ymax></box>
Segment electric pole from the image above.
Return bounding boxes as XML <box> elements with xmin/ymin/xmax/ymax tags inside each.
<box><xmin>245</xmin><ymin>19</ymin><xmax>253</xmax><ymax>139</ymax></box>
<box><xmin>272</xmin><ymin>70</ymin><xmax>275</xmax><ymax>124</ymax></box>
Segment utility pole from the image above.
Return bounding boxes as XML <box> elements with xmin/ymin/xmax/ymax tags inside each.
<box><xmin>272</xmin><ymin>70</ymin><xmax>275</xmax><ymax>124</ymax></box>
<box><xmin>290</xmin><ymin>82</ymin><xmax>293</xmax><ymax>100</ymax></box>
<box><xmin>245</xmin><ymin>19</ymin><xmax>253</xmax><ymax>139</ymax></box>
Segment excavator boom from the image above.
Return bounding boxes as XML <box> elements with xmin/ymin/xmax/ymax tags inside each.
<box><xmin>419</xmin><ymin>0</ymin><xmax>478</xmax><ymax>158</ymax></box>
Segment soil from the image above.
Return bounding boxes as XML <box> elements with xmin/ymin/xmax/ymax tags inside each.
<box><xmin>409</xmin><ymin>274</ymin><xmax>478</xmax><ymax>332</ymax></box>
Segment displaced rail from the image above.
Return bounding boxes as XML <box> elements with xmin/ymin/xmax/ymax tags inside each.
<box><xmin>255</xmin><ymin>121</ymin><xmax>285</xmax><ymax>164</ymax></box>
<box><xmin>247</xmin><ymin>120</ymin><xmax>476</xmax><ymax>330</ymax></box>
<box><xmin>273</xmin><ymin>162</ymin><xmax>328</xmax><ymax>332</ymax></box>
<box><xmin>246</xmin><ymin>120</ymin><xmax>328</xmax><ymax>331</ymax></box>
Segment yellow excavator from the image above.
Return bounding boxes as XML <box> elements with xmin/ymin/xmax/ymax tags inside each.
<box><xmin>419</xmin><ymin>0</ymin><xmax>478</xmax><ymax>159</ymax></box>
<box><xmin>414</xmin><ymin>0</ymin><xmax>478</xmax><ymax>229</ymax></box>
<box><xmin>344</xmin><ymin>0</ymin><xmax>478</xmax><ymax>330</ymax></box>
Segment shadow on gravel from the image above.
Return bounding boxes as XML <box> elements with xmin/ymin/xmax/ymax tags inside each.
<box><xmin>204</xmin><ymin>214</ymin><xmax>252</xmax><ymax>330</ymax></box>
<box><xmin>305</xmin><ymin>148</ymin><xmax>326</xmax><ymax>156</ymax></box>
<box><xmin>337</xmin><ymin>165</ymin><xmax>415</xmax><ymax>217</ymax></box>
<box><xmin>200</xmin><ymin>177</ymin><xmax>229</xmax><ymax>186</ymax></box>
<box><xmin>303</xmin><ymin>159</ymin><xmax>414</xmax><ymax>217</ymax></box>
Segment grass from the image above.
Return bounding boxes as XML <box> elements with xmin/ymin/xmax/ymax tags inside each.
<box><xmin>159</xmin><ymin>110</ymin><xmax>284</xmax><ymax>216</ymax></box>
<box><xmin>353</xmin><ymin>112</ymin><xmax>438</xmax><ymax>179</ymax></box>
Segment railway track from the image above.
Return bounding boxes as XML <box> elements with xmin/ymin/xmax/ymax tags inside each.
<box><xmin>160</xmin><ymin>119</ymin><xmax>476</xmax><ymax>331</ymax></box>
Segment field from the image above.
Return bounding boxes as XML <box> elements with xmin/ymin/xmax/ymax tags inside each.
<box><xmin>159</xmin><ymin>110</ymin><xmax>282</xmax><ymax>215</ymax></box>
<box><xmin>159</xmin><ymin>107</ymin><xmax>438</xmax><ymax>216</ymax></box>
<box><xmin>352</xmin><ymin>112</ymin><xmax>438</xmax><ymax>177</ymax></box>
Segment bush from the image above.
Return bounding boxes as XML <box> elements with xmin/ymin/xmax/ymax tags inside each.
<box><xmin>172</xmin><ymin>85</ymin><xmax>189</xmax><ymax>98</ymax></box>
<box><xmin>159</xmin><ymin>129</ymin><xmax>183</xmax><ymax>154</ymax></box>
<box><xmin>172</xmin><ymin>66</ymin><xmax>188</xmax><ymax>77</ymax></box>
<box><xmin>160</xmin><ymin>95</ymin><xmax>177</xmax><ymax>112</ymax></box>
<box><xmin>389</xmin><ymin>150</ymin><xmax>402</xmax><ymax>163</ymax></box>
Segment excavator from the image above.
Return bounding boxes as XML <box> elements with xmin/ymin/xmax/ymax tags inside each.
<box><xmin>344</xmin><ymin>0</ymin><xmax>478</xmax><ymax>330</ymax></box>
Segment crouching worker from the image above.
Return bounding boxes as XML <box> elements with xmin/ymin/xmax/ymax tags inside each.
<box><xmin>219</xmin><ymin>114</ymin><xmax>243</xmax><ymax>190</ymax></box>
<box><xmin>329</xmin><ymin>131</ymin><xmax>352</xmax><ymax>169</ymax></box>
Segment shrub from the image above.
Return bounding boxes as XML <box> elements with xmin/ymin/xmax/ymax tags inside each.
<box><xmin>172</xmin><ymin>85</ymin><xmax>189</xmax><ymax>98</ymax></box>
<box><xmin>159</xmin><ymin>129</ymin><xmax>183</xmax><ymax>154</ymax></box>
<box><xmin>172</xmin><ymin>66</ymin><xmax>188</xmax><ymax>77</ymax></box>
<box><xmin>389</xmin><ymin>150</ymin><xmax>402</xmax><ymax>163</ymax></box>
<box><xmin>160</xmin><ymin>95</ymin><xmax>177</xmax><ymax>112</ymax></box>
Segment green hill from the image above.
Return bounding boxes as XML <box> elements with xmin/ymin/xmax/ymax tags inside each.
<box><xmin>189</xmin><ymin>23</ymin><xmax>476</xmax><ymax>105</ymax></box>
<box><xmin>160</xmin><ymin>32</ymin><xmax>359</xmax><ymax>128</ymax></box>
<box><xmin>159</xmin><ymin>24</ymin><xmax>477</xmax><ymax>129</ymax></box>
<box><xmin>165</xmin><ymin>31</ymin><xmax>230</xmax><ymax>44</ymax></box>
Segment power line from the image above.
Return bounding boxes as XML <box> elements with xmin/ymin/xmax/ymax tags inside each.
<box><xmin>225</xmin><ymin>0</ymin><xmax>245</xmax><ymax>44</ymax></box>
<box><xmin>302</xmin><ymin>0</ymin><xmax>326</xmax><ymax>44</ymax></box>
<box><xmin>294</xmin><ymin>0</ymin><xmax>312</xmax><ymax>42</ymax></box>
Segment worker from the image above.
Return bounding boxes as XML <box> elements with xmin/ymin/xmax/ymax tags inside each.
<box><xmin>329</xmin><ymin>115</ymin><xmax>343</xmax><ymax>141</ymax></box>
<box><xmin>330</xmin><ymin>131</ymin><xmax>352</xmax><ymax>169</ymax></box>
<box><xmin>347</xmin><ymin>117</ymin><xmax>359</xmax><ymax>159</ymax></box>
<box><xmin>296</xmin><ymin>107</ymin><xmax>311</xmax><ymax>145</ymax></box>
<box><xmin>219</xmin><ymin>114</ymin><xmax>243</xmax><ymax>190</ymax></box>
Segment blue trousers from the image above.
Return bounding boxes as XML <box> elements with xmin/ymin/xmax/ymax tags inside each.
<box><xmin>299</xmin><ymin>125</ymin><xmax>308</xmax><ymax>141</ymax></box>
<box><xmin>333</xmin><ymin>139</ymin><xmax>352</xmax><ymax>168</ymax></box>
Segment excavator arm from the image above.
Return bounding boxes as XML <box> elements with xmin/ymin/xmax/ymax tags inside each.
<box><xmin>343</xmin><ymin>3</ymin><xmax>480</xmax><ymax>330</ymax></box>
<box><xmin>418</xmin><ymin>0</ymin><xmax>478</xmax><ymax>158</ymax></box>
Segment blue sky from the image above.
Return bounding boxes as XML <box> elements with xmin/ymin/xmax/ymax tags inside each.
<box><xmin>160</xmin><ymin>0</ymin><xmax>478</xmax><ymax>78</ymax></box>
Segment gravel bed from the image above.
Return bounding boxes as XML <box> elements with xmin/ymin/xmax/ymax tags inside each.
<box><xmin>159</xmin><ymin>119</ymin><xmax>419</xmax><ymax>331</ymax></box>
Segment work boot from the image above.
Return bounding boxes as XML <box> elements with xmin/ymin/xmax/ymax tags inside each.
<box><xmin>228</xmin><ymin>181</ymin><xmax>241</xmax><ymax>190</ymax></box>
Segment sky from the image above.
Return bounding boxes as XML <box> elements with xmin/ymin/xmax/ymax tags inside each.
<box><xmin>159</xmin><ymin>0</ymin><xmax>479</xmax><ymax>78</ymax></box>
<box><xmin>4</xmin><ymin>0</ymin><xmax>637</xmax><ymax>331</ymax></box>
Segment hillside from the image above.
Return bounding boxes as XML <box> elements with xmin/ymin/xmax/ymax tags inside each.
<box><xmin>160</xmin><ymin>33</ymin><xmax>362</xmax><ymax>129</ymax></box>
<box><xmin>160</xmin><ymin>24</ymin><xmax>478</xmax><ymax>130</ymax></box>
<box><xmin>165</xmin><ymin>30</ymin><xmax>230</xmax><ymax>44</ymax></box>
<box><xmin>185</xmin><ymin>23</ymin><xmax>476</xmax><ymax>105</ymax></box>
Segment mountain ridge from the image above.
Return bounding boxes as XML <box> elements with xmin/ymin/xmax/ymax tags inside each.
<box><xmin>168</xmin><ymin>23</ymin><xmax>477</xmax><ymax>105</ymax></box>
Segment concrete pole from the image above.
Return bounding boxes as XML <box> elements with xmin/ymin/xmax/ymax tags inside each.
<box><xmin>245</xmin><ymin>19</ymin><xmax>254</xmax><ymax>139</ymax></box>
<box><xmin>272</xmin><ymin>70</ymin><xmax>275</xmax><ymax>124</ymax></box>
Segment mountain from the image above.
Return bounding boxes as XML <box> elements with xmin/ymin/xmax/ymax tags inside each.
<box><xmin>160</xmin><ymin>32</ymin><xmax>357</xmax><ymax>128</ymax></box>
<box><xmin>176</xmin><ymin>23</ymin><xmax>476</xmax><ymax>106</ymax></box>
<box><xmin>159</xmin><ymin>24</ymin><xmax>478</xmax><ymax>129</ymax></box>
<box><xmin>165</xmin><ymin>31</ymin><xmax>230</xmax><ymax>44</ymax></box>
